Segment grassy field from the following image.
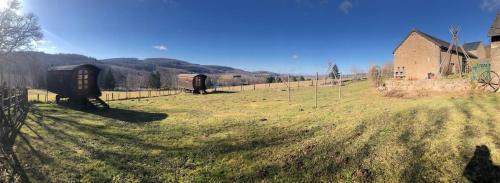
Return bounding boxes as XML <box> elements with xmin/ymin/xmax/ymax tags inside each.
<box><xmin>9</xmin><ymin>81</ymin><xmax>500</xmax><ymax>182</ymax></box>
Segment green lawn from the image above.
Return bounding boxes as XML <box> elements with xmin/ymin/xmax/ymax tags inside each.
<box><xmin>9</xmin><ymin>81</ymin><xmax>500</xmax><ymax>182</ymax></box>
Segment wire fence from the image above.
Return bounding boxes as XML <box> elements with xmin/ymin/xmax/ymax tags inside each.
<box><xmin>28</xmin><ymin>89</ymin><xmax>182</xmax><ymax>103</ymax></box>
<box><xmin>27</xmin><ymin>76</ymin><xmax>366</xmax><ymax>104</ymax></box>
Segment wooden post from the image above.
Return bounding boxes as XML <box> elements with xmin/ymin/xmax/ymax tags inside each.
<box><xmin>112</xmin><ymin>93</ymin><xmax>114</xmax><ymax>101</ymax></box>
<box><xmin>254</xmin><ymin>84</ymin><xmax>256</xmax><ymax>90</ymax></box>
<box><xmin>315</xmin><ymin>72</ymin><xmax>318</xmax><ymax>108</ymax></box>
<box><xmin>8</xmin><ymin>88</ymin><xmax>11</xmax><ymax>117</ymax></box>
<box><xmin>288</xmin><ymin>74</ymin><xmax>291</xmax><ymax>102</ymax></box>
<box><xmin>0</xmin><ymin>85</ymin><xmax>3</xmax><ymax>116</ymax></box>
<box><xmin>37</xmin><ymin>94</ymin><xmax>39</xmax><ymax>102</ymax></box>
<box><xmin>45</xmin><ymin>89</ymin><xmax>48</xmax><ymax>103</ymax></box>
<box><xmin>339</xmin><ymin>73</ymin><xmax>342</xmax><ymax>100</ymax></box>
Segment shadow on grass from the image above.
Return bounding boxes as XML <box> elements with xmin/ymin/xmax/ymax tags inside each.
<box><xmin>463</xmin><ymin>145</ymin><xmax>500</xmax><ymax>183</ymax></box>
<box><xmin>86</xmin><ymin>108</ymin><xmax>168</xmax><ymax>123</ymax></box>
<box><xmin>20</xmin><ymin>105</ymin><xmax>322</xmax><ymax>182</ymax></box>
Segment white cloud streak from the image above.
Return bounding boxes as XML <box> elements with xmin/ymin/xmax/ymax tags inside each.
<box><xmin>481</xmin><ymin>0</ymin><xmax>500</xmax><ymax>11</ymax></box>
<box><xmin>153</xmin><ymin>45</ymin><xmax>168</xmax><ymax>51</ymax></box>
<box><xmin>339</xmin><ymin>0</ymin><xmax>353</xmax><ymax>14</ymax></box>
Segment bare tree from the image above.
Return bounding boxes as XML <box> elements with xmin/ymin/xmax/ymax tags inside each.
<box><xmin>350</xmin><ymin>66</ymin><xmax>362</xmax><ymax>80</ymax></box>
<box><xmin>381</xmin><ymin>61</ymin><xmax>394</xmax><ymax>79</ymax></box>
<box><xmin>0</xmin><ymin>0</ymin><xmax>43</xmax><ymax>55</ymax></box>
<box><xmin>0</xmin><ymin>0</ymin><xmax>43</xmax><ymax>87</ymax></box>
<box><xmin>368</xmin><ymin>65</ymin><xmax>382</xmax><ymax>87</ymax></box>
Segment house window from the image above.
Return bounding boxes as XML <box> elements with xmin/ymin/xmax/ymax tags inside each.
<box><xmin>77</xmin><ymin>69</ymin><xmax>89</xmax><ymax>90</ymax></box>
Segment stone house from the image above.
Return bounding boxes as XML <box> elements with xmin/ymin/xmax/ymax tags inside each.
<box><xmin>489</xmin><ymin>12</ymin><xmax>500</xmax><ymax>75</ymax></box>
<box><xmin>393</xmin><ymin>30</ymin><xmax>478</xmax><ymax>80</ymax></box>
<box><xmin>486</xmin><ymin>45</ymin><xmax>491</xmax><ymax>59</ymax></box>
<box><xmin>463</xmin><ymin>42</ymin><xmax>489</xmax><ymax>59</ymax></box>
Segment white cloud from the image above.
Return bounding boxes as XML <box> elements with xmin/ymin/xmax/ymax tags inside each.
<box><xmin>481</xmin><ymin>0</ymin><xmax>500</xmax><ymax>11</ymax></box>
<box><xmin>291</xmin><ymin>54</ymin><xmax>299</xmax><ymax>59</ymax></box>
<box><xmin>153</xmin><ymin>45</ymin><xmax>168</xmax><ymax>51</ymax></box>
<box><xmin>339</xmin><ymin>0</ymin><xmax>353</xmax><ymax>14</ymax></box>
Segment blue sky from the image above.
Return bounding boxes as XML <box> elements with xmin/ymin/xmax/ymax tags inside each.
<box><xmin>16</xmin><ymin>0</ymin><xmax>500</xmax><ymax>74</ymax></box>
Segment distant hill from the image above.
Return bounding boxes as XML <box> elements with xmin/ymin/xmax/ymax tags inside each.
<box><xmin>0</xmin><ymin>51</ymin><xmax>279</xmax><ymax>89</ymax></box>
<box><xmin>101</xmin><ymin>57</ymin><xmax>250</xmax><ymax>74</ymax></box>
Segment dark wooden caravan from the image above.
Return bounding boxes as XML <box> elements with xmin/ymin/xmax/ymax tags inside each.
<box><xmin>177</xmin><ymin>74</ymin><xmax>208</xmax><ymax>94</ymax></box>
<box><xmin>47</xmin><ymin>64</ymin><xmax>109</xmax><ymax>109</ymax></box>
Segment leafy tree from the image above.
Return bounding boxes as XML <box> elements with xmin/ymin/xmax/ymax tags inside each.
<box><xmin>299</xmin><ymin>76</ymin><xmax>305</xmax><ymax>81</ymax></box>
<box><xmin>0</xmin><ymin>0</ymin><xmax>43</xmax><ymax>56</ymax></box>
<box><xmin>276</xmin><ymin>77</ymin><xmax>283</xmax><ymax>83</ymax></box>
<box><xmin>148</xmin><ymin>71</ymin><xmax>161</xmax><ymax>89</ymax></box>
<box><xmin>102</xmin><ymin>70</ymin><xmax>116</xmax><ymax>90</ymax></box>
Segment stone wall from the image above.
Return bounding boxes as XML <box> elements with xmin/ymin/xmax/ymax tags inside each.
<box><xmin>490</xmin><ymin>41</ymin><xmax>500</xmax><ymax>75</ymax></box>
<box><xmin>384</xmin><ymin>79</ymin><xmax>471</xmax><ymax>92</ymax></box>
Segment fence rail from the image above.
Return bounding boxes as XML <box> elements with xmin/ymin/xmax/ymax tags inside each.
<box><xmin>0</xmin><ymin>86</ymin><xmax>29</xmax><ymax>149</ymax></box>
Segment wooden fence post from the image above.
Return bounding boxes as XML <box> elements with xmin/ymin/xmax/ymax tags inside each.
<box><xmin>8</xmin><ymin>88</ymin><xmax>11</xmax><ymax>117</ymax></box>
<box><xmin>288</xmin><ymin>74</ymin><xmax>291</xmax><ymax>102</ymax></box>
<box><xmin>37</xmin><ymin>94</ymin><xmax>40</xmax><ymax>102</ymax></box>
<box><xmin>0</xmin><ymin>85</ymin><xmax>3</xmax><ymax>117</ymax></box>
<box><xmin>315</xmin><ymin>72</ymin><xmax>318</xmax><ymax>108</ymax></box>
<box><xmin>339</xmin><ymin>73</ymin><xmax>342</xmax><ymax>100</ymax></box>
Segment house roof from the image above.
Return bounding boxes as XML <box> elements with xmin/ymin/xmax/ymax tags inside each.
<box><xmin>49</xmin><ymin>64</ymin><xmax>100</xmax><ymax>71</ymax></box>
<box><xmin>489</xmin><ymin>12</ymin><xmax>500</xmax><ymax>37</ymax></box>
<box><xmin>394</xmin><ymin>30</ymin><xmax>478</xmax><ymax>59</ymax></box>
<box><xmin>463</xmin><ymin>42</ymin><xmax>483</xmax><ymax>51</ymax></box>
